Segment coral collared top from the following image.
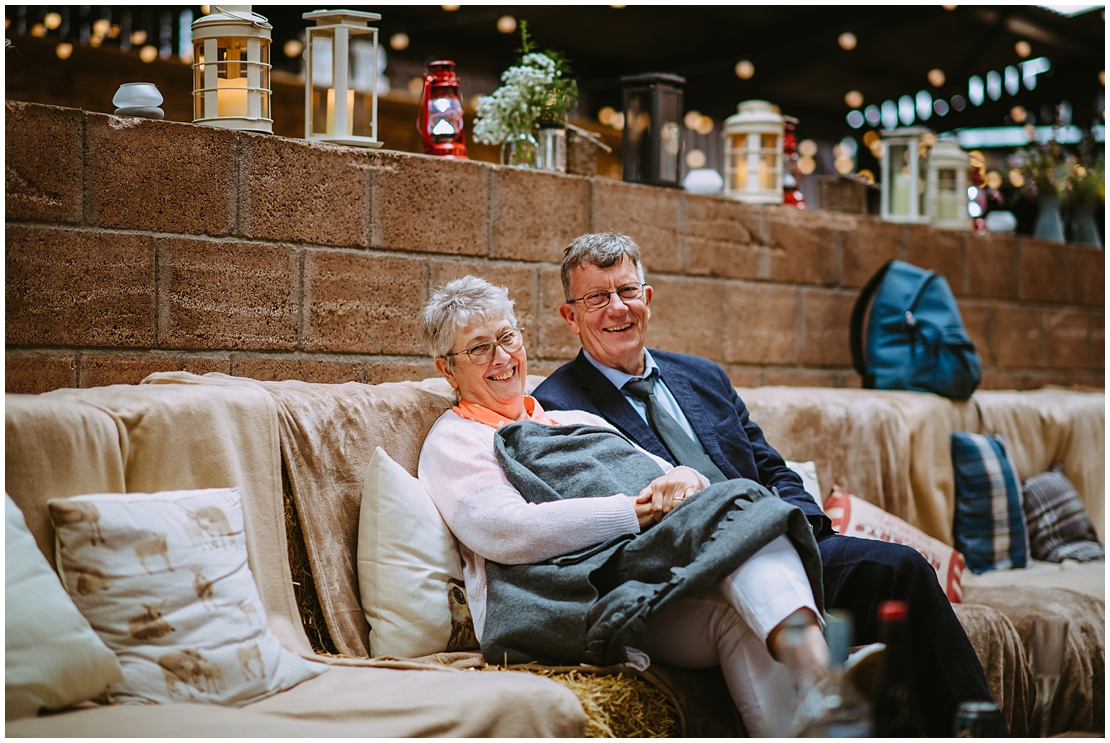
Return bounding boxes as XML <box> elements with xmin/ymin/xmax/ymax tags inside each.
<box><xmin>452</xmin><ymin>396</ymin><xmax>558</xmax><ymax>429</ymax></box>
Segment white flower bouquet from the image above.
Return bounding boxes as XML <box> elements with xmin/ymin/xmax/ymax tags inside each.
<box><xmin>473</xmin><ymin>24</ymin><xmax>578</xmax><ymax>145</ymax></box>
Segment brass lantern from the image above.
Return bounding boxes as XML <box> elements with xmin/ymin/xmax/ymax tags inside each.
<box><xmin>880</xmin><ymin>127</ymin><xmax>932</xmax><ymax>223</ymax></box>
<box><xmin>722</xmin><ymin>100</ymin><xmax>784</xmax><ymax>204</ymax></box>
<box><xmin>925</xmin><ymin>135</ymin><xmax>972</xmax><ymax>231</ymax></box>
<box><xmin>303</xmin><ymin>9</ymin><xmax>383</xmax><ymax>148</ymax></box>
<box><xmin>191</xmin><ymin>5</ymin><xmax>273</xmax><ymax>133</ymax></box>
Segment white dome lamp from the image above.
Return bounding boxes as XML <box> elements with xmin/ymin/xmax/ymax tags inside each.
<box><xmin>191</xmin><ymin>5</ymin><xmax>273</xmax><ymax>133</ymax></box>
<box><xmin>722</xmin><ymin>100</ymin><xmax>784</xmax><ymax>204</ymax></box>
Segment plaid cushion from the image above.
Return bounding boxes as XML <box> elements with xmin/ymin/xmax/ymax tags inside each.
<box><xmin>1023</xmin><ymin>467</ymin><xmax>1105</xmax><ymax>563</ymax></box>
<box><xmin>951</xmin><ymin>432</ymin><xmax>1029</xmax><ymax>574</ymax></box>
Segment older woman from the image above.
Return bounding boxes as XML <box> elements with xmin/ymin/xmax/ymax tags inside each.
<box><xmin>418</xmin><ymin>276</ymin><xmax>828</xmax><ymax>737</ymax></box>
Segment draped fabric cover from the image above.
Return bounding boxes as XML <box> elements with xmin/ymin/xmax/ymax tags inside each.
<box><xmin>483</xmin><ymin>421</ymin><xmax>824</xmax><ymax>667</ymax></box>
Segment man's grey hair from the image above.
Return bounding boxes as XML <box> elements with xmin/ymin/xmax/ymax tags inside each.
<box><xmin>421</xmin><ymin>276</ymin><xmax>518</xmax><ymax>368</ymax></box>
<box><xmin>560</xmin><ymin>232</ymin><xmax>646</xmax><ymax>302</ymax></box>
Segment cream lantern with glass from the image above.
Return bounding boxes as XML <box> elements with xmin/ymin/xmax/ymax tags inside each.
<box><xmin>880</xmin><ymin>127</ymin><xmax>931</xmax><ymax>223</ymax></box>
<box><xmin>925</xmin><ymin>135</ymin><xmax>972</xmax><ymax>230</ymax></box>
<box><xmin>191</xmin><ymin>6</ymin><xmax>273</xmax><ymax>133</ymax></box>
<box><xmin>303</xmin><ymin>9</ymin><xmax>383</xmax><ymax>148</ymax></box>
<box><xmin>722</xmin><ymin>100</ymin><xmax>783</xmax><ymax>204</ymax></box>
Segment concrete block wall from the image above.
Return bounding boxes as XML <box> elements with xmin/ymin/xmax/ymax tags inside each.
<box><xmin>6</xmin><ymin>101</ymin><xmax>1104</xmax><ymax>394</ymax></box>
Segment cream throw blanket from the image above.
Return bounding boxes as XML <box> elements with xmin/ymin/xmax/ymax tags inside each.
<box><xmin>737</xmin><ymin>386</ymin><xmax>1104</xmax><ymax>544</ymax></box>
<box><xmin>5</xmin><ymin>380</ymin><xmax>584</xmax><ymax>737</ymax></box>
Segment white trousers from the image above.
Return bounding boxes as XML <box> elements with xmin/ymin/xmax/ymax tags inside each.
<box><xmin>634</xmin><ymin>535</ymin><xmax>818</xmax><ymax>737</ymax></box>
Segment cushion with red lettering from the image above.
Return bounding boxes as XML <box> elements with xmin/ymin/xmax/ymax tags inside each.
<box><xmin>823</xmin><ymin>488</ymin><xmax>965</xmax><ymax>602</ymax></box>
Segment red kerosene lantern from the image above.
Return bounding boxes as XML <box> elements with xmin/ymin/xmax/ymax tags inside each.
<box><xmin>417</xmin><ymin>60</ymin><xmax>468</xmax><ymax>158</ymax></box>
<box><xmin>782</xmin><ymin>115</ymin><xmax>805</xmax><ymax>209</ymax></box>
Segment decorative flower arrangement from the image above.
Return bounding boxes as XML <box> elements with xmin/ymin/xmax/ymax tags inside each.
<box><xmin>1064</xmin><ymin>135</ymin><xmax>1105</xmax><ymax>206</ymax></box>
<box><xmin>1008</xmin><ymin>138</ymin><xmax>1071</xmax><ymax>200</ymax></box>
<box><xmin>473</xmin><ymin>23</ymin><xmax>579</xmax><ymax>145</ymax></box>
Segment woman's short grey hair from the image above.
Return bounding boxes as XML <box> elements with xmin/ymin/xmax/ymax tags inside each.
<box><xmin>561</xmin><ymin>232</ymin><xmax>645</xmax><ymax>301</ymax></box>
<box><xmin>421</xmin><ymin>276</ymin><xmax>518</xmax><ymax>367</ymax></box>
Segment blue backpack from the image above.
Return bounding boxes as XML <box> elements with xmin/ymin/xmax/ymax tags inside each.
<box><xmin>850</xmin><ymin>260</ymin><xmax>982</xmax><ymax>400</ymax></box>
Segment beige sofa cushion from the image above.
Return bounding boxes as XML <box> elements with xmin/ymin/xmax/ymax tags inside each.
<box><xmin>50</xmin><ymin>488</ymin><xmax>324</xmax><ymax>705</ymax></box>
<box><xmin>6</xmin><ymin>494</ymin><xmax>122</xmax><ymax>719</ymax></box>
<box><xmin>357</xmin><ymin>447</ymin><xmax>474</xmax><ymax>657</ymax></box>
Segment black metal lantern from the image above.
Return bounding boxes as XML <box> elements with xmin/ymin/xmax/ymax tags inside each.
<box><xmin>620</xmin><ymin>73</ymin><xmax>685</xmax><ymax>187</ymax></box>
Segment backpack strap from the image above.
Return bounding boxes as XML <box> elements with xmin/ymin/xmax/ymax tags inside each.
<box><xmin>849</xmin><ymin>259</ymin><xmax>896</xmax><ymax>384</ymax></box>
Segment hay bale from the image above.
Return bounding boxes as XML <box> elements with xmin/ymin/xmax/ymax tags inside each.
<box><xmin>508</xmin><ymin>667</ymin><xmax>679</xmax><ymax>738</ymax></box>
<box><xmin>283</xmin><ymin>466</ymin><xmax>341</xmax><ymax>655</ymax></box>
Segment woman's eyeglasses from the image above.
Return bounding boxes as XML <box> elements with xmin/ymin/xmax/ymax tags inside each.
<box><xmin>445</xmin><ymin>330</ymin><xmax>524</xmax><ymax>364</ymax></box>
<box><xmin>568</xmin><ymin>283</ymin><xmax>646</xmax><ymax>311</ymax></box>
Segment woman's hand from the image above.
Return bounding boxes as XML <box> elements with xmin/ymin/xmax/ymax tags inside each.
<box><xmin>637</xmin><ymin>466</ymin><xmax>704</xmax><ymax>524</ymax></box>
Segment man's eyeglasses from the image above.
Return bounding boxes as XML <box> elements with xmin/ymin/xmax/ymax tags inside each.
<box><xmin>568</xmin><ymin>283</ymin><xmax>647</xmax><ymax>311</ymax></box>
<box><xmin>444</xmin><ymin>330</ymin><xmax>524</xmax><ymax>365</ymax></box>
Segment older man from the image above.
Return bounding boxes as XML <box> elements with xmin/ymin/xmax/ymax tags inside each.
<box><xmin>533</xmin><ymin>232</ymin><xmax>996</xmax><ymax>737</ymax></box>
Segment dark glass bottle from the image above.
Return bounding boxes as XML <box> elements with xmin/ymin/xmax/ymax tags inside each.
<box><xmin>874</xmin><ymin>600</ymin><xmax>924</xmax><ymax>737</ymax></box>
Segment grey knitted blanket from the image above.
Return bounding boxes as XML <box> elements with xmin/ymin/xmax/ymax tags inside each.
<box><xmin>484</xmin><ymin>421</ymin><xmax>823</xmax><ymax>667</ymax></box>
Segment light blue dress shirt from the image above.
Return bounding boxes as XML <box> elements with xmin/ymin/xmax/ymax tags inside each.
<box><xmin>581</xmin><ymin>348</ymin><xmax>711</xmax><ymax>457</ymax></box>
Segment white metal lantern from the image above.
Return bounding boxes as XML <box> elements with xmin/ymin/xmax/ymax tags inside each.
<box><xmin>722</xmin><ymin>100</ymin><xmax>783</xmax><ymax>204</ymax></box>
<box><xmin>925</xmin><ymin>135</ymin><xmax>972</xmax><ymax>231</ymax></box>
<box><xmin>303</xmin><ymin>9</ymin><xmax>382</xmax><ymax>148</ymax></box>
<box><xmin>880</xmin><ymin>126</ymin><xmax>932</xmax><ymax>223</ymax></box>
<box><xmin>191</xmin><ymin>5</ymin><xmax>273</xmax><ymax>133</ymax></box>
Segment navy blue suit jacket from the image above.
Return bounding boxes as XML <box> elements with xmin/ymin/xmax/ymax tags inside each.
<box><xmin>533</xmin><ymin>349</ymin><xmax>833</xmax><ymax>539</ymax></box>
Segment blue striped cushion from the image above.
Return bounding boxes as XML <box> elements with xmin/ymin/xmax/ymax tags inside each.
<box><xmin>951</xmin><ymin>432</ymin><xmax>1029</xmax><ymax>574</ymax></box>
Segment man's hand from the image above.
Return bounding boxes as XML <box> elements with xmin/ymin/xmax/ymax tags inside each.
<box><xmin>638</xmin><ymin>466</ymin><xmax>703</xmax><ymax>524</ymax></box>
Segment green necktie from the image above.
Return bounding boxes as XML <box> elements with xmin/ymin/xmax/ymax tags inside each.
<box><xmin>623</xmin><ymin>375</ymin><xmax>727</xmax><ymax>484</ymax></box>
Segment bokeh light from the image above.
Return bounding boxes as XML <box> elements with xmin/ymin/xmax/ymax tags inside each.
<box><xmin>44</xmin><ymin>12</ymin><xmax>61</xmax><ymax>30</ymax></box>
<box><xmin>139</xmin><ymin>45</ymin><xmax>158</xmax><ymax>63</ymax></box>
<box><xmin>55</xmin><ymin>42</ymin><xmax>73</xmax><ymax>59</ymax></box>
<box><xmin>131</xmin><ymin>29</ymin><xmax>147</xmax><ymax>45</ymax></box>
<box><xmin>1015</xmin><ymin>40</ymin><xmax>1031</xmax><ymax>58</ymax></box>
<box><xmin>928</xmin><ymin>69</ymin><xmax>946</xmax><ymax>87</ymax></box>
<box><xmin>798</xmin><ymin>156</ymin><xmax>816</xmax><ymax>175</ymax></box>
<box><xmin>838</xmin><ymin>32</ymin><xmax>857</xmax><ymax>50</ymax></box>
<box><xmin>735</xmin><ymin>60</ymin><xmax>755</xmax><ymax>79</ymax></box>
<box><xmin>31</xmin><ymin>23</ymin><xmax>47</xmax><ymax>37</ymax></box>
<box><xmin>283</xmin><ymin>39</ymin><xmax>303</xmax><ymax>58</ymax></box>
<box><xmin>686</xmin><ymin>149</ymin><xmax>707</xmax><ymax>169</ymax></box>
<box><xmin>798</xmin><ymin>139</ymin><xmax>818</xmax><ymax>157</ymax></box>
<box><xmin>834</xmin><ymin>155</ymin><xmax>856</xmax><ymax>174</ymax></box>
<box><xmin>497</xmin><ymin>15</ymin><xmax>517</xmax><ymax>34</ymax></box>
<box><xmin>93</xmin><ymin>18</ymin><xmax>110</xmax><ymax>37</ymax></box>
<box><xmin>845</xmin><ymin>90</ymin><xmax>864</xmax><ymax>108</ymax></box>
<box><xmin>1009</xmin><ymin>169</ymin><xmax>1025</xmax><ymax>187</ymax></box>
<box><xmin>390</xmin><ymin>32</ymin><xmax>409</xmax><ymax>50</ymax></box>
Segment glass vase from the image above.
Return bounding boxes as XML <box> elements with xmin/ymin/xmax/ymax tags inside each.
<box><xmin>500</xmin><ymin>131</ymin><xmax>538</xmax><ymax>168</ymax></box>
<box><xmin>536</xmin><ymin>125</ymin><xmax>567</xmax><ymax>173</ymax></box>
<box><xmin>1033</xmin><ymin>195</ymin><xmax>1066</xmax><ymax>242</ymax></box>
<box><xmin>1069</xmin><ymin>202</ymin><xmax>1102</xmax><ymax>247</ymax></box>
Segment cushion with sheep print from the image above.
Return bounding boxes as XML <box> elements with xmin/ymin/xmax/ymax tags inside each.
<box><xmin>49</xmin><ymin>487</ymin><xmax>324</xmax><ymax>706</ymax></box>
